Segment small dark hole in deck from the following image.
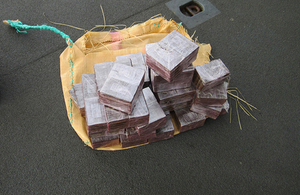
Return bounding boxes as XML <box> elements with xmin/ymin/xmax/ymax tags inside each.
<box><xmin>180</xmin><ymin>1</ymin><xmax>203</xmax><ymax>17</ymax></box>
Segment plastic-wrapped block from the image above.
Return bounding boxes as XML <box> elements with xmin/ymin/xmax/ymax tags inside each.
<box><xmin>119</xmin><ymin>127</ymin><xmax>148</xmax><ymax>148</ymax></box>
<box><xmin>104</xmin><ymin>90</ymin><xmax>149</xmax><ymax>132</ymax></box>
<box><xmin>161</xmin><ymin>100</ymin><xmax>193</xmax><ymax>112</ymax></box>
<box><xmin>137</xmin><ymin>117</ymin><xmax>166</xmax><ymax>136</ymax></box>
<box><xmin>95</xmin><ymin>61</ymin><xmax>148</xmax><ymax>130</ymax></box>
<box><xmin>148</xmin><ymin>114</ymin><xmax>175</xmax><ymax>143</ymax></box>
<box><xmin>120</xmin><ymin>137</ymin><xmax>148</xmax><ymax>148</ymax></box>
<box><xmin>128</xmin><ymin>91</ymin><xmax>149</xmax><ymax>127</ymax></box>
<box><xmin>90</xmin><ymin>130</ymin><xmax>121</xmax><ymax>149</ymax></box>
<box><xmin>193</xmin><ymin>59</ymin><xmax>230</xmax><ymax>91</ymax></box>
<box><xmin>69</xmin><ymin>88</ymin><xmax>77</xmax><ymax>105</ymax></box>
<box><xmin>104</xmin><ymin>106</ymin><xmax>129</xmax><ymax>132</ymax></box>
<box><xmin>116</xmin><ymin>53</ymin><xmax>142</xmax><ymax>66</ymax></box>
<box><xmin>156</xmin><ymin>86</ymin><xmax>195</xmax><ymax>108</ymax></box>
<box><xmin>69</xmin><ymin>83</ymin><xmax>85</xmax><ymax>116</ymax></box>
<box><xmin>220</xmin><ymin>100</ymin><xmax>230</xmax><ymax>115</ymax></box>
<box><xmin>146</xmin><ymin>30</ymin><xmax>199</xmax><ymax>82</ymax></box>
<box><xmin>94</xmin><ymin>62</ymin><xmax>114</xmax><ymax>92</ymax></box>
<box><xmin>116</xmin><ymin>52</ymin><xmax>150</xmax><ymax>84</ymax></box>
<box><xmin>173</xmin><ymin>107</ymin><xmax>206</xmax><ymax>133</ymax></box>
<box><xmin>82</xmin><ymin>73</ymin><xmax>107</xmax><ymax>135</ymax></box>
<box><xmin>119</xmin><ymin>127</ymin><xmax>140</xmax><ymax>142</ymax></box>
<box><xmin>90</xmin><ymin>129</ymin><xmax>122</xmax><ymax>143</ymax></box>
<box><xmin>151</xmin><ymin>65</ymin><xmax>194</xmax><ymax>92</ymax></box>
<box><xmin>120</xmin><ymin>127</ymin><xmax>156</xmax><ymax>146</ymax></box>
<box><xmin>82</xmin><ymin>74</ymin><xmax>99</xmax><ymax>99</ymax></box>
<box><xmin>121</xmin><ymin>127</ymin><xmax>156</xmax><ymax>142</ymax></box>
<box><xmin>194</xmin><ymin>82</ymin><xmax>228</xmax><ymax>106</ymax></box>
<box><xmin>140</xmin><ymin>130</ymin><xmax>156</xmax><ymax>140</ymax></box>
<box><xmin>143</xmin><ymin>54</ymin><xmax>151</xmax><ymax>88</ymax></box>
<box><xmin>114</xmin><ymin>58</ymin><xmax>132</xmax><ymax>67</ymax></box>
<box><xmin>190</xmin><ymin>103</ymin><xmax>222</xmax><ymax>120</ymax></box>
<box><xmin>84</xmin><ymin>97</ymin><xmax>108</xmax><ymax>135</ymax></box>
<box><xmin>94</xmin><ymin>60</ymin><xmax>132</xmax><ymax>95</ymax></box>
<box><xmin>99</xmin><ymin>63</ymin><xmax>145</xmax><ymax>114</ymax></box>
<box><xmin>136</xmin><ymin>87</ymin><xmax>166</xmax><ymax>136</ymax></box>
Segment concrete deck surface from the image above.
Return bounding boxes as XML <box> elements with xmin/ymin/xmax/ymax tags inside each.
<box><xmin>0</xmin><ymin>0</ymin><xmax>299</xmax><ymax>194</ymax></box>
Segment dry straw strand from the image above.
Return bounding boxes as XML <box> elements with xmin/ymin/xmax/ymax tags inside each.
<box><xmin>100</xmin><ymin>4</ymin><xmax>106</xmax><ymax>30</ymax></box>
<box><xmin>43</xmin><ymin>13</ymin><xmax>87</xmax><ymax>32</ymax></box>
<box><xmin>227</xmin><ymin>91</ymin><xmax>257</xmax><ymax>110</ymax></box>
<box><xmin>228</xmin><ymin>86</ymin><xmax>253</xmax><ymax>111</ymax></box>
<box><xmin>235</xmin><ymin>99</ymin><xmax>242</xmax><ymax>130</ymax></box>
<box><xmin>227</xmin><ymin>86</ymin><xmax>258</xmax><ymax>130</ymax></box>
<box><xmin>229</xmin><ymin>98</ymin><xmax>232</xmax><ymax>123</ymax></box>
<box><xmin>191</xmin><ymin>30</ymin><xmax>196</xmax><ymax>39</ymax></box>
<box><xmin>238</xmin><ymin>101</ymin><xmax>258</xmax><ymax>121</ymax></box>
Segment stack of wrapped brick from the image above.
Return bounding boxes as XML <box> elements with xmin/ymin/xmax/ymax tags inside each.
<box><xmin>69</xmin><ymin>30</ymin><xmax>230</xmax><ymax>149</ymax></box>
<box><xmin>70</xmin><ymin>53</ymin><xmax>167</xmax><ymax>148</ymax></box>
<box><xmin>191</xmin><ymin>59</ymin><xmax>230</xmax><ymax>119</ymax></box>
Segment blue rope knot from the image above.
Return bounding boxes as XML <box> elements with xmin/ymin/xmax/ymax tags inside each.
<box><xmin>8</xmin><ymin>20</ymin><xmax>27</xmax><ymax>33</ymax></box>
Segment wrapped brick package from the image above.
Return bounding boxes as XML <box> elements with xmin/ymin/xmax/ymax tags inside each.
<box><xmin>82</xmin><ymin>72</ymin><xmax>147</xmax><ymax>148</ymax></box>
<box><xmin>84</xmin><ymin>97</ymin><xmax>108</xmax><ymax>135</ymax></box>
<box><xmin>82</xmin><ymin>74</ymin><xmax>98</xmax><ymax>99</ymax></box>
<box><xmin>116</xmin><ymin>52</ymin><xmax>150</xmax><ymax>85</ymax></box>
<box><xmin>69</xmin><ymin>88</ymin><xmax>77</xmax><ymax>105</ymax></box>
<box><xmin>90</xmin><ymin>130</ymin><xmax>121</xmax><ymax>149</ymax></box>
<box><xmin>95</xmin><ymin>60</ymin><xmax>147</xmax><ymax>130</ymax></box>
<box><xmin>127</xmin><ymin>91</ymin><xmax>149</xmax><ymax>127</ymax></box>
<box><xmin>105</xmin><ymin>90</ymin><xmax>149</xmax><ymax>132</ymax></box>
<box><xmin>136</xmin><ymin>87</ymin><xmax>166</xmax><ymax>136</ymax></box>
<box><xmin>120</xmin><ymin>127</ymin><xmax>148</xmax><ymax>148</ymax></box>
<box><xmin>94</xmin><ymin>59</ymin><xmax>132</xmax><ymax>93</ymax></box>
<box><xmin>156</xmin><ymin>86</ymin><xmax>195</xmax><ymax>111</ymax></box>
<box><xmin>190</xmin><ymin>103</ymin><xmax>222</xmax><ymax>120</ymax></box>
<box><xmin>99</xmin><ymin>63</ymin><xmax>145</xmax><ymax>114</ymax></box>
<box><xmin>193</xmin><ymin>59</ymin><xmax>230</xmax><ymax>91</ymax></box>
<box><xmin>94</xmin><ymin>61</ymin><xmax>114</xmax><ymax>91</ymax></box>
<box><xmin>82</xmin><ymin>74</ymin><xmax>108</xmax><ymax>136</ymax></box>
<box><xmin>146</xmin><ymin>30</ymin><xmax>199</xmax><ymax>82</ymax></box>
<box><xmin>104</xmin><ymin>106</ymin><xmax>129</xmax><ymax>133</ymax></box>
<box><xmin>194</xmin><ymin>82</ymin><xmax>228</xmax><ymax>106</ymax></box>
<box><xmin>119</xmin><ymin>127</ymin><xmax>140</xmax><ymax>142</ymax></box>
<box><xmin>173</xmin><ymin>107</ymin><xmax>206</xmax><ymax>133</ymax></box>
<box><xmin>191</xmin><ymin>80</ymin><xmax>229</xmax><ymax>119</ymax></box>
<box><xmin>90</xmin><ymin>129</ymin><xmax>122</xmax><ymax>143</ymax></box>
<box><xmin>69</xmin><ymin>83</ymin><xmax>85</xmax><ymax>116</ymax></box>
<box><xmin>161</xmin><ymin>100</ymin><xmax>193</xmax><ymax>112</ymax></box>
<box><xmin>78</xmin><ymin>72</ymin><xmax>149</xmax><ymax>135</ymax></box>
<box><xmin>114</xmin><ymin>58</ymin><xmax>132</xmax><ymax>67</ymax></box>
<box><xmin>148</xmin><ymin>113</ymin><xmax>175</xmax><ymax>143</ymax></box>
<box><xmin>151</xmin><ymin>65</ymin><xmax>194</xmax><ymax>92</ymax></box>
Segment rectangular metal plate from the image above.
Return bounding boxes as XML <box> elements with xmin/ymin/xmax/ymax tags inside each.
<box><xmin>166</xmin><ymin>0</ymin><xmax>220</xmax><ymax>28</ymax></box>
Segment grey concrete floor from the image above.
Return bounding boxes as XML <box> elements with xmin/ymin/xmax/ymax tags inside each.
<box><xmin>1</xmin><ymin>0</ymin><xmax>299</xmax><ymax>194</ymax></box>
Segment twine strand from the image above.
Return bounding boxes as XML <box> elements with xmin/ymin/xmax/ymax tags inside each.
<box><xmin>4</xmin><ymin>19</ymin><xmax>75</xmax><ymax>124</ymax></box>
<box><xmin>6</xmin><ymin>20</ymin><xmax>73</xmax><ymax>47</ymax></box>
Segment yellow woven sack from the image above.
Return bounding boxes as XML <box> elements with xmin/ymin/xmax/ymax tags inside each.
<box><xmin>60</xmin><ymin>17</ymin><xmax>212</xmax><ymax>150</ymax></box>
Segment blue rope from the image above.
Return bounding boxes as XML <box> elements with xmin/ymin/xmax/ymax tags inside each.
<box><xmin>7</xmin><ymin>19</ymin><xmax>75</xmax><ymax>124</ymax></box>
<box><xmin>178</xmin><ymin>22</ymin><xmax>182</xmax><ymax>29</ymax></box>
<box><xmin>7</xmin><ymin>20</ymin><xmax>73</xmax><ymax>47</ymax></box>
